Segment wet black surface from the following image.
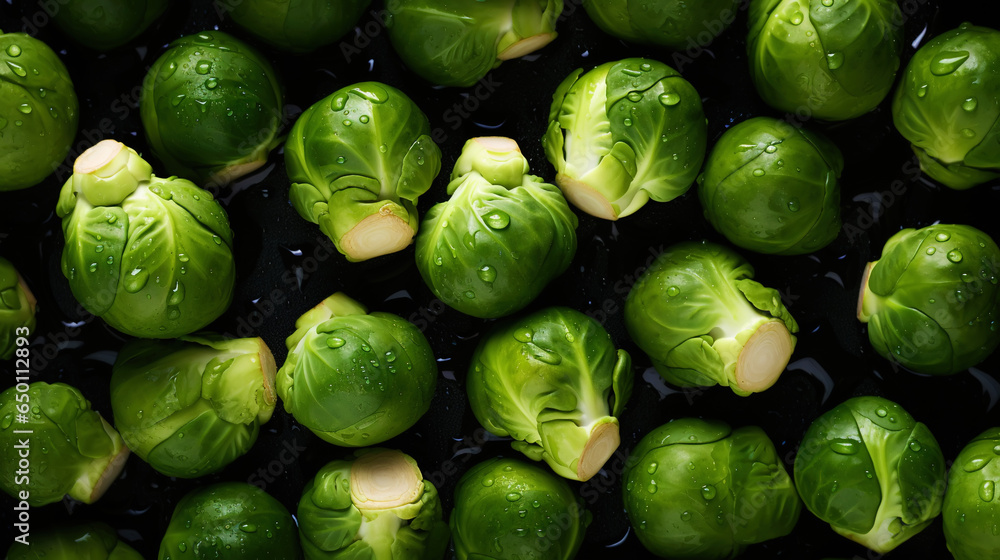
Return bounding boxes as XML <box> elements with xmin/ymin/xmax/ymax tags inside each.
<box><xmin>1</xmin><ymin>0</ymin><xmax>998</xmax><ymax>558</ymax></box>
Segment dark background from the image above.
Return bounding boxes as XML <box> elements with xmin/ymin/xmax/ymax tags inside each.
<box><xmin>1</xmin><ymin>0</ymin><xmax>999</xmax><ymax>558</ymax></box>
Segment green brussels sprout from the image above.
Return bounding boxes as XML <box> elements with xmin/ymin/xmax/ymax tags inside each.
<box><xmin>277</xmin><ymin>293</ymin><xmax>438</xmax><ymax>447</ymax></box>
<box><xmin>230</xmin><ymin>0</ymin><xmax>372</xmax><ymax>53</ymax></box>
<box><xmin>451</xmin><ymin>457</ymin><xmax>590</xmax><ymax>560</ymax></box>
<box><xmin>892</xmin><ymin>23</ymin><xmax>1000</xmax><ymax>190</ymax></box>
<box><xmin>286</xmin><ymin>82</ymin><xmax>442</xmax><ymax>262</ymax></box>
<box><xmin>384</xmin><ymin>0</ymin><xmax>563</xmax><ymax>87</ymax></box>
<box><xmin>0</xmin><ymin>257</ymin><xmax>36</xmax><ymax>361</ymax></box>
<box><xmin>543</xmin><ymin>58</ymin><xmax>707</xmax><ymax>220</ymax></box>
<box><xmin>858</xmin><ymin>224</ymin><xmax>1000</xmax><ymax>375</ymax></box>
<box><xmin>158</xmin><ymin>482</ymin><xmax>302</xmax><ymax>560</ymax></box>
<box><xmin>583</xmin><ymin>0</ymin><xmax>741</xmax><ymax>50</ymax></box>
<box><xmin>56</xmin><ymin>140</ymin><xmax>236</xmax><ymax>338</ymax></box>
<box><xmin>50</xmin><ymin>0</ymin><xmax>167</xmax><ymax>51</ymax></box>
<box><xmin>0</xmin><ymin>30</ymin><xmax>78</xmax><ymax>191</ymax></box>
<box><xmin>468</xmin><ymin>307</ymin><xmax>632</xmax><ymax>481</ymax></box>
<box><xmin>625</xmin><ymin>240</ymin><xmax>799</xmax><ymax>396</ymax></box>
<box><xmin>298</xmin><ymin>448</ymin><xmax>450</xmax><ymax>559</ymax></box>
<box><xmin>698</xmin><ymin>117</ymin><xmax>843</xmax><ymax>255</ymax></box>
<box><xmin>141</xmin><ymin>31</ymin><xmax>283</xmax><ymax>186</ymax></box>
<box><xmin>415</xmin><ymin>137</ymin><xmax>578</xmax><ymax>319</ymax></box>
<box><xmin>747</xmin><ymin>0</ymin><xmax>903</xmax><ymax>121</ymax></box>
<box><xmin>943</xmin><ymin>428</ymin><xmax>1000</xmax><ymax>560</ymax></box>
<box><xmin>110</xmin><ymin>334</ymin><xmax>277</xmax><ymax>478</ymax></box>
<box><xmin>623</xmin><ymin>418</ymin><xmax>801</xmax><ymax>559</ymax></box>
<box><xmin>794</xmin><ymin>396</ymin><xmax>945</xmax><ymax>553</ymax></box>
<box><xmin>0</xmin><ymin>382</ymin><xmax>129</xmax><ymax>507</ymax></box>
<box><xmin>5</xmin><ymin>522</ymin><xmax>142</xmax><ymax>559</ymax></box>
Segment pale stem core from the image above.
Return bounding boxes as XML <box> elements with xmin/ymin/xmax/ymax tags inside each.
<box><xmin>341</xmin><ymin>208</ymin><xmax>415</xmax><ymax>261</ymax></box>
<box><xmin>734</xmin><ymin>321</ymin><xmax>794</xmax><ymax>393</ymax></box>
<box><xmin>857</xmin><ymin>261</ymin><xmax>875</xmax><ymax>322</ymax></box>
<box><xmin>88</xmin><ymin>419</ymin><xmax>130</xmax><ymax>503</ymax></box>
<box><xmin>577</xmin><ymin>422</ymin><xmax>620</xmax><ymax>481</ymax></box>
<box><xmin>557</xmin><ymin>173</ymin><xmax>618</xmax><ymax>221</ymax></box>
<box><xmin>257</xmin><ymin>338</ymin><xmax>278</xmax><ymax>404</ymax></box>
<box><xmin>75</xmin><ymin>140</ymin><xmax>124</xmax><ymax>174</ymax></box>
<box><xmin>474</xmin><ymin>136</ymin><xmax>520</xmax><ymax>152</ymax></box>
<box><xmin>17</xmin><ymin>273</ymin><xmax>36</xmax><ymax>312</ymax></box>
<box><xmin>498</xmin><ymin>33</ymin><xmax>557</xmax><ymax>60</ymax></box>
<box><xmin>211</xmin><ymin>158</ymin><xmax>268</xmax><ymax>187</ymax></box>
<box><xmin>351</xmin><ymin>450</ymin><xmax>422</xmax><ymax>510</ymax></box>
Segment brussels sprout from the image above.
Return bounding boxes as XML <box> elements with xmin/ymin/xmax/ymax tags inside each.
<box><xmin>468</xmin><ymin>307</ymin><xmax>632</xmax><ymax>481</ymax></box>
<box><xmin>298</xmin><ymin>448</ymin><xmax>450</xmax><ymax>559</ymax></box>
<box><xmin>110</xmin><ymin>334</ymin><xmax>276</xmax><ymax>478</ymax></box>
<box><xmin>451</xmin><ymin>457</ymin><xmax>590</xmax><ymax>560</ymax></box>
<box><xmin>230</xmin><ymin>0</ymin><xmax>372</xmax><ymax>53</ymax></box>
<box><xmin>543</xmin><ymin>58</ymin><xmax>707</xmax><ymax>220</ymax></box>
<box><xmin>277</xmin><ymin>293</ymin><xmax>438</xmax><ymax>447</ymax></box>
<box><xmin>625</xmin><ymin>241</ymin><xmax>799</xmax><ymax>396</ymax></box>
<box><xmin>0</xmin><ymin>382</ymin><xmax>129</xmax><ymax>507</ymax></box>
<box><xmin>698</xmin><ymin>117</ymin><xmax>843</xmax><ymax>255</ymax></box>
<box><xmin>5</xmin><ymin>522</ymin><xmax>142</xmax><ymax>559</ymax></box>
<box><xmin>56</xmin><ymin>140</ymin><xmax>236</xmax><ymax>338</ymax></box>
<box><xmin>415</xmin><ymin>137</ymin><xmax>577</xmax><ymax>319</ymax></box>
<box><xmin>158</xmin><ymin>482</ymin><xmax>302</xmax><ymax>560</ymax></box>
<box><xmin>141</xmin><ymin>31</ymin><xmax>283</xmax><ymax>186</ymax></box>
<box><xmin>384</xmin><ymin>0</ymin><xmax>562</xmax><ymax>87</ymax></box>
<box><xmin>794</xmin><ymin>396</ymin><xmax>945</xmax><ymax>553</ymax></box>
<box><xmin>747</xmin><ymin>0</ymin><xmax>903</xmax><ymax>121</ymax></box>
<box><xmin>623</xmin><ymin>418</ymin><xmax>801</xmax><ymax>559</ymax></box>
<box><xmin>892</xmin><ymin>24</ymin><xmax>1000</xmax><ymax>189</ymax></box>
<box><xmin>0</xmin><ymin>257</ymin><xmax>36</xmax><ymax>361</ymax></box>
<box><xmin>943</xmin><ymin>428</ymin><xmax>1000</xmax><ymax>560</ymax></box>
<box><xmin>858</xmin><ymin>224</ymin><xmax>1000</xmax><ymax>375</ymax></box>
<box><xmin>0</xmin><ymin>30</ymin><xmax>78</xmax><ymax>191</ymax></box>
<box><xmin>583</xmin><ymin>0</ymin><xmax>741</xmax><ymax>50</ymax></box>
<box><xmin>50</xmin><ymin>0</ymin><xmax>167</xmax><ymax>51</ymax></box>
<box><xmin>286</xmin><ymin>82</ymin><xmax>442</xmax><ymax>262</ymax></box>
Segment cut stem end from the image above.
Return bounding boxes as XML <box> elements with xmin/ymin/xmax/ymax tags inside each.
<box><xmin>577</xmin><ymin>422</ymin><xmax>620</xmax><ymax>481</ymax></box>
<box><xmin>498</xmin><ymin>33</ymin><xmax>557</xmax><ymax>61</ymax></box>
<box><xmin>735</xmin><ymin>322</ymin><xmax>794</xmax><ymax>394</ymax></box>
<box><xmin>350</xmin><ymin>449</ymin><xmax>422</xmax><ymax>510</ymax></box>
<box><xmin>857</xmin><ymin>261</ymin><xmax>875</xmax><ymax>322</ymax></box>
<box><xmin>75</xmin><ymin>140</ymin><xmax>124</xmax><ymax>174</ymax></box>
<box><xmin>257</xmin><ymin>338</ymin><xmax>278</xmax><ymax>405</ymax></box>
<box><xmin>557</xmin><ymin>173</ymin><xmax>618</xmax><ymax>221</ymax></box>
<box><xmin>340</xmin><ymin>209</ymin><xmax>415</xmax><ymax>261</ymax></box>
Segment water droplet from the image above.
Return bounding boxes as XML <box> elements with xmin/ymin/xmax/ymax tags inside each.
<box><xmin>830</xmin><ymin>440</ymin><xmax>859</xmax><ymax>455</ymax></box>
<box><xmin>463</xmin><ymin>290</ymin><xmax>476</xmax><ymax>299</ymax></box>
<box><xmin>379</xmin><ymin>144</ymin><xmax>387</xmax><ymax>153</ymax></box>
<box><xmin>640</xmin><ymin>63</ymin><xmax>652</xmax><ymax>72</ymax></box>
<box><xmin>787</xmin><ymin>200</ymin><xmax>800</xmax><ymax>212</ymax></box>
<box><xmin>790</xmin><ymin>12</ymin><xmax>803</xmax><ymax>25</ymax></box>
<box><xmin>917</xmin><ymin>84</ymin><xmax>929</xmax><ymax>97</ymax></box>
<box><xmin>909</xmin><ymin>441</ymin><xmax>922</xmax><ymax>452</ymax></box>
<box><xmin>752</xmin><ymin>168</ymin><xmax>765</xmax><ymax>177</ymax></box>
<box><xmin>358</xmin><ymin>115</ymin><xmax>371</xmax><ymax>124</ymax></box>
<box><xmin>821</xmin><ymin>0</ymin><xmax>834</xmax><ymax>6</ymax></box>
<box><xmin>6</xmin><ymin>44</ymin><xmax>22</xmax><ymax>57</ymax></box>
<box><xmin>168</xmin><ymin>281</ymin><xmax>186</xmax><ymax>305</ymax></box>
<box><xmin>212</xmin><ymin>235</ymin><xmax>223</xmax><ymax>245</ymax></box>
<box><xmin>1</xmin><ymin>414</ymin><xmax>13</xmax><ymax>429</ymax></box>
<box><xmin>702</xmin><ymin>484</ymin><xmax>717</xmax><ymax>500</ymax></box>
<box><xmin>623</xmin><ymin>118</ymin><xmax>633</xmax><ymax>127</ymax></box>
<box><xmin>342</xmin><ymin>119</ymin><xmax>352</xmax><ymax>127</ymax></box>
<box><xmin>433</xmin><ymin>255</ymin><xmax>443</xmax><ymax>266</ymax></box>
<box><xmin>6</xmin><ymin>61</ymin><xmax>27</xmax><ymax>77</ymax></box>
<box><xmin>865</xmin><ymin>470</ymin><xmax>874</xmax><ymax>479</ymax></box>
<box><xmin>178</xmin><ymin>253</ymin><xmax>189</xmax><ymax>263</ymax></box>
<box><xmin>875</xmin><ymin>407</ymin><xmax>888</xmax><ymax>417</ymax></box>
<box><xmin>948</xmin><ymin>250</ymin><xmax>964</xmax><ymax>263</ymax></box>
<box><xmin>178</xmin><ymin>542</ymin><xmax>187</xmax><ymax>552</ymax></box>
<box><xmin>239</xmin><ymin>523</ymin><xmax>257</xmax><ymax>533</ymax></box>
<box><xmin>481</xmin><ymin>478</ymin><xmax>494</xmax><ymax>487</ymax></box>
<box><xmin>171</xmin><ymin>94</ymin><xmax>186</xmax><ymax>107</ymax></box>
<box><xmin>88</xmin><ymin>263</ymin><xmax>98</xmax><ymax>273</ymax></box>
<box><xmin>963</xmin><ymin>97</ymin><xmax>978</xmax><ymax>111</ymax></box>
<box><xmin>956</xmin><ymin>290</ymin><xmax>967</xmax><ymax>302</ymax></box>
<box><xmin>931</xmin><ymin>51</ymin><xmax>970</xmax><ymax>75</ymax></box>
<box><xmin>936</xmin><ymin>232</ymin><xmax>951</xmax><ymax>242</ymax></box>
<box><xmin>336</xmin><ymin>156</ymin><xmax>346</xmax><ymax>164</ymax></box>
<box><xmin>627</xmin><ymin>92</ymin><xmax>643</xmax><ymax>102</ymax></box>
<box><xmin>514</xmin><ymin>328</ymin><xmax>534</xmax><ymax>343</ymax></box>
<box><xmin>765</xmin><ymin>145</ymin><xmax>777</xmax><ymax>153</ymax></box>
<box><xmin>826</xmin><ymin>52</ymin><xmax>844</xmax><ymax>70</ymax></box>
<box><xmin>980</xmin><ymin>481</ymin><xmax>995</xmax><ymax>502</ymax></box>
<box><xmin>484</xmin><ymin>210</ymin><xmax>510</xmax><ymax>229</ymax></box>
<box><xmin>17</xmin><ymin>104</ymin><xmax>31</xmax><ymax>114</ymax></box>
<box><xmin>124</xmin><ymin>268</ymin><xmax>149</xmax><ymax>293</ymax></box>
<box><xmin>926</xmin><ymin>247</ymin><xmax>936</xmax><ymax>255</ymax></box>
<box><xmin>506</xmin><ymin>492</ymin><xmax>521</xmax><ymax>502</ymax></box>
<box><xmin>166</xmin><ymin>307</ymin><xmax>181</xmax><ymax>320</ymax></box>
<box><xmin>196</xmin><ymin>60</ymin><xmax>212</xmax><ymax>74</ymax></box>
<box><xmin>888</xmin><ymin>517</ymin><xmax>903</xmax><ymax>536</ymax></box>
<box><xmin>326</xmin><ymin>337</ymin><xmax>346</xmax><ymax>349</ymax></box>
<box><xmin>647</xmin><ymin>462</ymin><xmax>658</xmax><ymax>474</ymax></box>
<box><xmin>478</xmin><ymin>265</ymin><xmax>497</xmax><ymax>283</ymax></box>
<box><xmin>680</xmin><ymin>511</ymin><xmax>691</xmax><ymax>521</ymax></box>
<box><xmin>205</xmin><ymin>77</ymin><xmax>218</xmax><ymax>89</ymax></box>
<box><xmin>659</xmin><ymin>93</ymin><xmax>681</xmax><ymax>106</ymax></box>
<box><xmin>647</xmin><ymin>482</ymin><xmax>657</xmax><ymax>494</ymax></box>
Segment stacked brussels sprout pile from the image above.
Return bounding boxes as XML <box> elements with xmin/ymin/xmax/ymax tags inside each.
<box><xmin>1</xmin><ymin>1</ymin><xmax>999</xmax><ymax>559</ymax></box>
